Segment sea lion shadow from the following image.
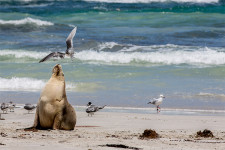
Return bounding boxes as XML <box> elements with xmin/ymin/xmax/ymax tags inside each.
<box><xmin>17</xmin><ymin>127</ymin><xmax>52</xmax><ymax>132</ymax></box>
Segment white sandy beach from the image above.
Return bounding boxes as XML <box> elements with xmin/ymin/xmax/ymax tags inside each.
<box><xmin>0</xmin><ymin>107</ymin><xmax>225</xmax><ymax>150</ymax></box>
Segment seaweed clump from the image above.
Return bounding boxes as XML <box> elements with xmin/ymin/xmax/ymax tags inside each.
<box><xmin>139</xmin><ymin>129</ymin><xmax>159</xmax><ymax>139</ymax></box>
<box><xmin>196</xmin><ymin>129</ymin><xmax>214</xmax><ymax>138</ymax></box>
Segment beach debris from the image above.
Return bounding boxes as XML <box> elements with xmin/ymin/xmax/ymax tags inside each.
<box><xmin>139</xmin><ymin>129</ymin><xmax>159</xmax><ymax>139</ymax></box>
<box><xmin>1</xmin><ymin>103</ymin><xmax>9</xmax><ymax>114</ymax></box>
<box><xmin>196</xmin><ymin>129</ymin><xmax>214</xmax><ymax>138</ymax></box>
<box><xmin>86</xmin><ymin>102</ymin><xmax>106</xmax><ymax>116</ymax></box>
<box><xmin>0</xmin><ymin>132</ymin><xmax>7</xmax><ymax>137</ymax></box>
<box><xmin>99</xmin><ymin>144</ymin><xmax>142</xmax><ymax>150</ymax></box>
<box><xmin>76</xmin><ymin>125</ymin><xmax>100</xmax><ymax>128</ymax></box>
<box><xmin>0</xmin><ymin>143</ymin><xmax>5</xmax><ymax>146</ymax></box>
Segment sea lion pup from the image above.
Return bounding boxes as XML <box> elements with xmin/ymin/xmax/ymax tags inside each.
<box><xmin>32</xmin><ymin>64</ymin><xmax>76</xmax><ymax>130</ymax></box>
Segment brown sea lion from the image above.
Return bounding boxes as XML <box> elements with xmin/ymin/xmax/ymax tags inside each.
<box><xmin>32</xmin><ymin>64</ymin><xmax>76</xmax><ymax>130</ymax></box>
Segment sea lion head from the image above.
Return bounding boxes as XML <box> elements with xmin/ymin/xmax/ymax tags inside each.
<box><xmin>52</xmin><ymin>64</ymin><xmax>64</xmax><ymax>78</ymax></box>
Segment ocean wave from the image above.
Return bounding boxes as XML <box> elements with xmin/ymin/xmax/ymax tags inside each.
<box><xmin>83</xmin><ymin>0</ymin><xmax>219</xmax><ymax>4</ymax></box>
<box><xmin>0</xmin><ymin>49</ymin><xmax>49</xmax><ymax>59</ymax></box>
<box><xmin>0</xmin><ymin>77</ymin><xmax>76</xmax><ymax>92</ymax></box>
<box><xmin>76</xmin><ymin>46</ymin><xmax>225</xmax><ymax>65</ymax></box>
<box><xmin>1</xmin><ymin>45</ymin><xmax>225</xmax><ymax>66</ymax></box>
<box><xmin>0</xmin><ymin>77</ymin><xmax>46</xmax><ymax>91</ymax></box>
<box><xmin>0</xmin><ymin>17</ymin><xmax>54</xmax><ymax>26</ymax></box>
<box><xmin>196</xmin><ymin>92</ymin><xmax>225</xmax><ymax>100</ymax></box>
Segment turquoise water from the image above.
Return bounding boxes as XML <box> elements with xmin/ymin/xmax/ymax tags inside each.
<box><xmin>0</xmin><ymin>0</ymin><xmax>225</xmax><ymax>110</ymax></box>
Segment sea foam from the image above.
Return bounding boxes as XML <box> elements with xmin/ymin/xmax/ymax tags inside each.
<box><xmin>83</xmin><ymin>0</ymin><xmax>219</xmax><ymax>4</ymax></box>
<box><xmin>0</xmin><ymin>77</ymin><xmax>76</xmax><ymax>91</ymax></box>
<box><xmin>76</xmin><ymin>45</ymin><xmax>225</xmax><ymax>66</ymax></box>
<box><xmin>0</xmin><ymin>50</ymin><xmax>49</xmax><ymax>59</ymax></box>
<box><xmin>1</xmin><ymin>44</ymin><xmax>225</xmax><ymax>66</ymax></box>
<box><xmin>0</xmin><ymin>17</ymin><xmax>54</xmax><ymax>26</ymax></box>
<box><xmin>0</xmin><ymin>77</ymin><xmax>45</xmax><ymax>91</ymax></box>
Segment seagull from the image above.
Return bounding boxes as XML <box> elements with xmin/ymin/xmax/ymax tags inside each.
<box><xmin>86</xmin><ymin>102</ymin><xmax>106</xmax><ymax>117</ymax></box>
<box><xmin>1</xmin><ymin>103</ymin><xmax>9</xmax><ymax>114</ymax></box>
<box><xmin>39</xmin><ymin>26</ymin><xmax>77</xmax><ymax>63</ymax></box>
<box><xmin>24</xmin><ymin>103</ymin><xmax>36</xmax><ymax>113</ymax></box>
<box><xmin>148</xmin><ymin>94</ymin><xmax>165</xmax><ymax>113</ymax></box>
<box><xmin>8</xmin><ymin>101</ymin><xmax>16</xmax><ymax>112</ymax></box>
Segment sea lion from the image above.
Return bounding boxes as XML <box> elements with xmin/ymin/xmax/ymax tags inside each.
<box><xmin>32</xmin><ymin>64</ymin><xmax>76</xmax><ymax>130</ymax></box>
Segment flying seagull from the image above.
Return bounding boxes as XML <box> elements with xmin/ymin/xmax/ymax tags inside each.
<box><xmin>39</xmin><ymin>26</ymin><xmax>77</xmax><ymax>63</ymax></box>
<box><xmin>86</xmin><ymin>102</ymin><xmax>106</xmax><ymax>117</ymax></box>
<box><xmin>148</xmin><ymin>94</ymin><xmax>165</xmax><ymax>113</ymax></box>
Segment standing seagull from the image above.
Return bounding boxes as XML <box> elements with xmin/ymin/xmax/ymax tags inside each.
<box><xmin>86</xmin><ymin>102</ymin><xmax>106</xmax><ymax>117</ymax></box>
<box><xmin>8</xmin><ymin>101</ymin><xmax>16</xmax><ymax>112</ymax></box>
<box><xmin>24</xmin><ymin>103</ymin><xmax>36</xmax><ymax>113</ymax></box>
<box><xmin>148</xmin><ymin>94</ymin><xmax>165</xmax><ymax>113</ymax></box>
<box><xmin>1</xmin><ymin>103</ymin><xmax>9</xmax><ymax>114</ymax></box>
<box><xmin>39</xmin><ymin>26</ymin><xmax>77</xmax><ymax>63</ymax></box>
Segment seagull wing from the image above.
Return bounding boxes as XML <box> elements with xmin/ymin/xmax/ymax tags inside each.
<box><xmin>24</xmin><ymin>105</ymin><xmax>34</xmax><ymax>110</ymax></box>
<box><xmin>98</xmin><ymin>105</ymin><xmax>106</xmax><ymax>110</ymax></box>
<box><xmin>86</xmin><ymin>106</ymin><xmax>96</xmax><ymax>113</ymax></box>
<box><xmin>39</xmin><ymin>52</ymin><xmax>65</xmax><ymax>63</ymax></box>
<box><xmin>66</xmin><ymin>26</ymin><xmax>77</xmax><ymax>50</ymax></box>
<box><xmin>148</xmin><ymin>99</ymin><xmax>158</xmax><ymax>105</ymax></box>
<box><xmin>39</xmin><ymin>52</ymin><xmax>56</xmax><ymax>63</ymax></box>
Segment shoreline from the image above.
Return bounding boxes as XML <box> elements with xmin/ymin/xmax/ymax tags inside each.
<box><xmin>12</xmin><ymin>104</ymin><xmax>225</xmax><ymax>116</ymax></box>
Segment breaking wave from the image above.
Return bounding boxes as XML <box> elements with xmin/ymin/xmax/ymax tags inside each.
<box><xmin>0</xmin><ymin>17</ymin><xmax>54</xmax><ymax>26</ymax></box>
<box><xmin>0</xmin><ymin>77</ymin><xmax>75</xmax><ymax>92</ymax></box>
<box><xmin>83</xmin><ymin>0</ymin><xmax>219</xmax><ymax>4</ymax></box>
<box><xmin>1</xmin><ymin>44</ymin><xmax>225</xmax><ymax>66</ymax></box>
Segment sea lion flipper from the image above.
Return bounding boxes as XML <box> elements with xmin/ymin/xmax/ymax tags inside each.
<box><xmin>53</xmin><ymin>112</ymin><xmax>63</xmax><ymax>130</ymax></box>
<box><xmin>33</xmin><ymin>104</ymin><xmax>40</xmax><ymax>128</ymax></box>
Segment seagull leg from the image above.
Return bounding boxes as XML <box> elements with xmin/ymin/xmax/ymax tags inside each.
<box><xmin>157</xmin><ymin>106</ymin><xmax>160</xmax><ymax>113</ymax></box>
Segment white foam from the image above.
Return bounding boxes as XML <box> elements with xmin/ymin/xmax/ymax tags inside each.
<box><xmin>197</xmin><ymin>92</ymin><xmax>225</xmax><ymax>99</ymax></box>
<box><xmin>76</xmin><ymin>46</ymin><xmax>225</xmax><ymax>65</ymax></box>
<box><xmin>0</xmin><ymin>49</ymin><xmax>49</xmax><ymax>59</ymax></box>
<box><xmin>0</xmin><ymin>17</ymin><xmax>54</xmax><ymax>26</ymax></box>
<box><xmin>0</xmin><ymin>77</ymin><xmax>45</xmax><ymax>91</ymax></box>
<box><xmin>83</xmin><ymin>0</ymin><xmax>218</xmax><ymax>4</ymax></box>
<box><xmin>98</xmin><ymin>42</ymin><xmax>119</xmax><ymax>50</ymax></box>
<box><xmin>0</xmin><ymin>77</ymin><xmax>76</xmax><ymax>91</ymax></box>
<box><xmin>1</xmin><ymin>45</ymin><xmax>225</xmax><ymax>66</ymax></box>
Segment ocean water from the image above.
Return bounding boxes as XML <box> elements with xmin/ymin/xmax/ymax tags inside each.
<box><xmin>0</xmin><ymin>0</ymin><xmax>225</xmax><ymax>111</ymax></box>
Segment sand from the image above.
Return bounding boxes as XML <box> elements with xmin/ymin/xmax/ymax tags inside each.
<box><xmin>0</xmin><ymin>107</ymin><xmax>225</xmax><ymax>150</ymax></box>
